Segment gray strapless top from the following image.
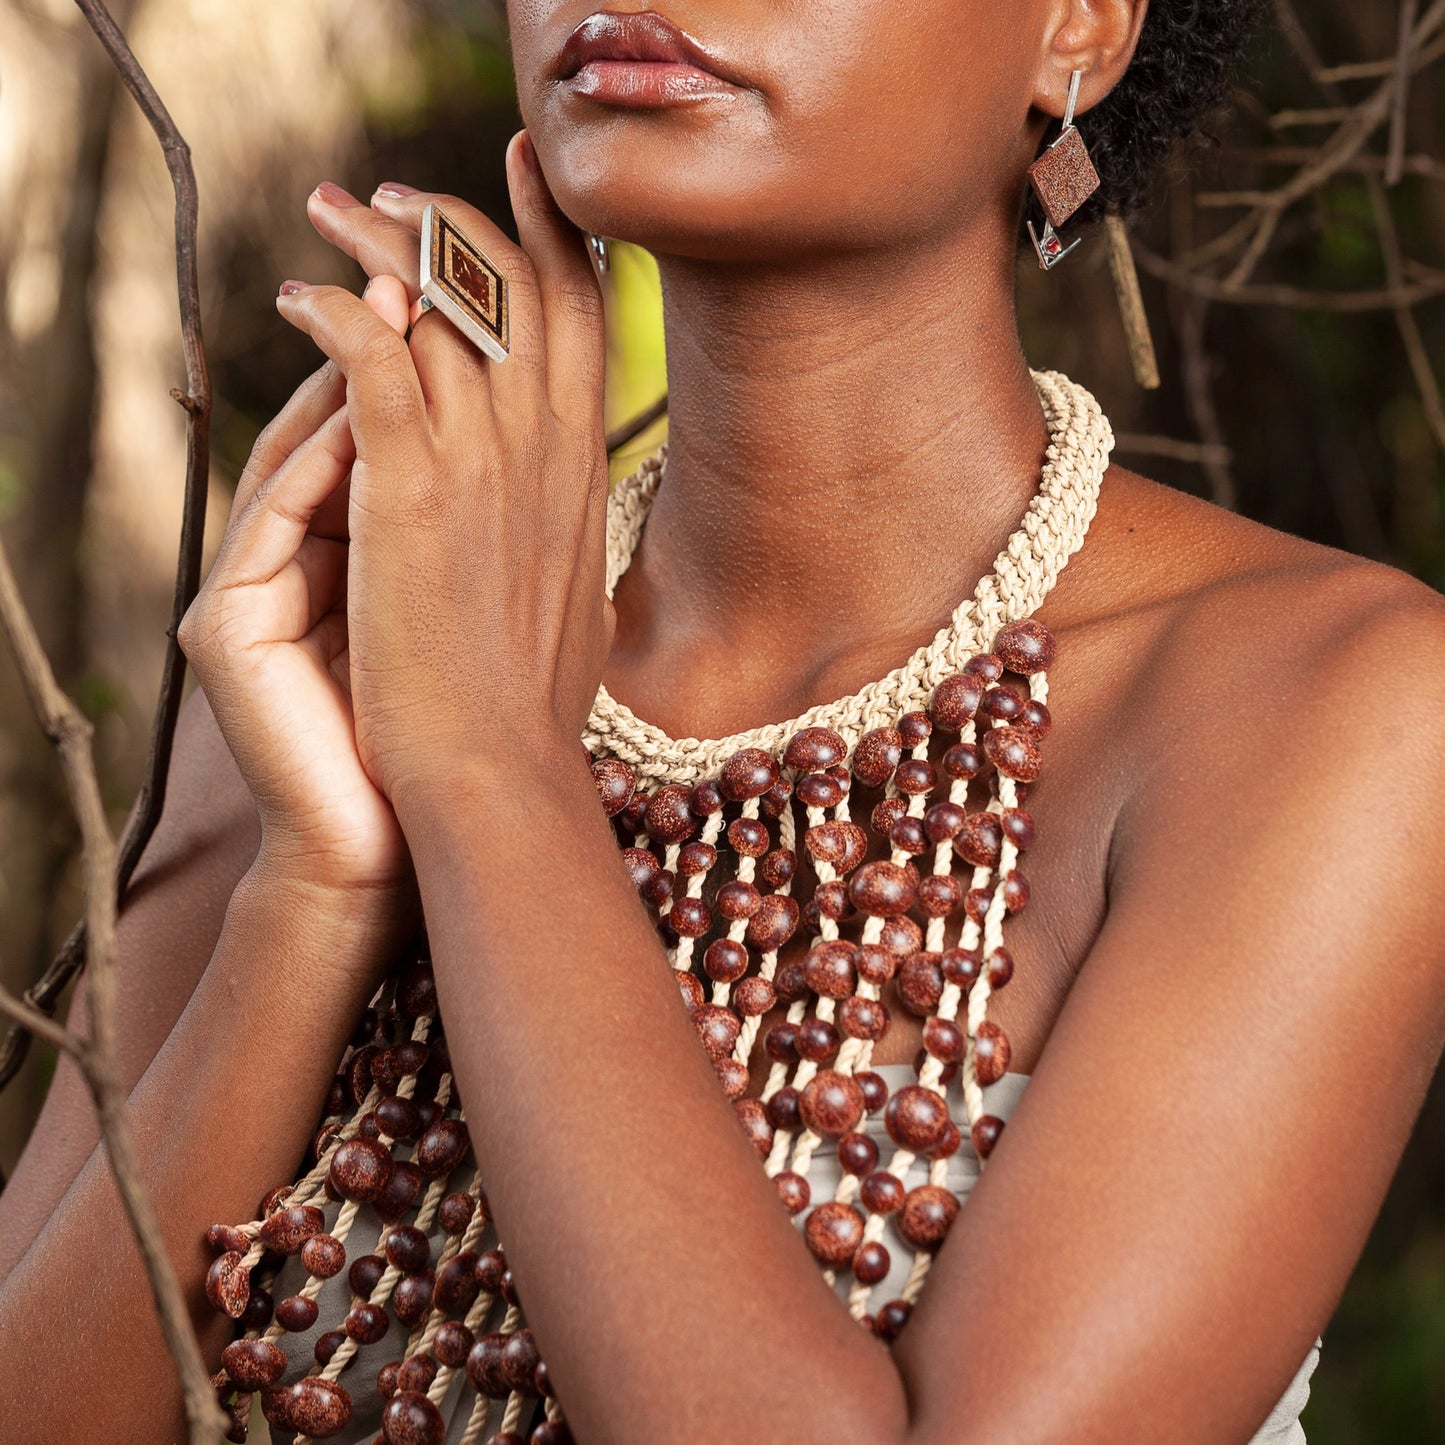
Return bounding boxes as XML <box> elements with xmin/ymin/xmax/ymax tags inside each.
<box><xmin>257</xmin><ymin>1063</ymin><xmax>1321</xmax><ymax>1443</ymax></box>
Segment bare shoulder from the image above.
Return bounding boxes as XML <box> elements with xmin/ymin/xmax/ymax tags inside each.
<box><xmin>1073</xmin><ymin>465</ymin><xmax>1445</xmax><ymax>728</ymax></box>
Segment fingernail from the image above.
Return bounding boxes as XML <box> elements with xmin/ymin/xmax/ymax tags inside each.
<box><xmin>517</xmin><ymin>132</ymin><xmax>539</xmax><ymax>173</ymax></box>
<box><xmin>313</xmin><ymin>181</ymin><xmax>361</xmax><ymax>208</ymax></box>
<box><xmin>373</xmin><ymin>182</ymin><xmax>417</xmax><ymax>199</ymax></box>
<box><xmin>278</xmin><ymin>279</ymin><xmax>308</xmax><ymax>296</ymax></box>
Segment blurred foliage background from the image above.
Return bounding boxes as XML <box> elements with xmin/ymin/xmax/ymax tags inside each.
<box><xmin>0</xmin><ymin>2</ymin><xmax>1442</xmax><ymax>1438</ymax></box>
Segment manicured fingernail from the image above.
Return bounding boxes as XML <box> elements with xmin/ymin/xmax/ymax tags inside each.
<box><xmin>373</xmin><ymin>182</ymin><xmax>417</xmax><ymax>199</ymax></box>
<box><xmin>278</xmin><ymin>279</ymin><xmax>308</xmax><ymax>296</ymax></box>
<box><xmin>313</xmin><ymin>180</ymin><xmax>361</xmax><ymax>208</ymax></box>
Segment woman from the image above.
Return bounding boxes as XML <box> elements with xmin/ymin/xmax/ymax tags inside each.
<box><xmin>3</xmin><ymin>1</ymin><xmax>1444</xmax><ymax>1441</ymax></box>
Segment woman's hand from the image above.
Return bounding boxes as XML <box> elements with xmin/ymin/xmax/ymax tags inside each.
<box><xmin>274</xmin><ymin>131</ymin><xmax>611</xmax><ymax>817</ymax></box>
<box><xmin>177</xmin><ymin>284</ymin><xmax>421</xmax><ymax>895</ymax></box>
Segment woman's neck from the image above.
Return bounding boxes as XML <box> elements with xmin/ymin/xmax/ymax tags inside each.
<box><xmin>605</xmin><ymin>221</ymin><xmax>1053</xmax><ymax>738</ymax></box>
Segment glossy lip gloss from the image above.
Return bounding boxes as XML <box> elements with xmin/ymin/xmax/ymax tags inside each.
<box><xmin>554</xmin><ymin>10</ymin><xmax>743</xmax><ymax>108</ymax></box>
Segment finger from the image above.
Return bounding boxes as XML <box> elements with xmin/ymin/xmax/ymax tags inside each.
<box><xmin>307</xmin><ymin>182</ymin><xmax>425</xmax><ymax>303</ymax></box>
<box><xmin>369</xmin><ymin>181</ymin><xmax>548</xmax><ymax>411</ymax></box>
<box><xmin>253</xmin><ymin>532</ymin><xmax>348</xmax><ymax>645</ymax></box>
<box><xmin>233</xmin><ymin>358</ymin><xmax>345</xmax><ymax>512</ymax></box>
<box><xmin>209</xmin><ymin>406</ymin><xmax>357</xmax><ymax>589</ymax></box>
<box><xmin>506</xmin><ymin>130</ymin><xmax>606</xmax><ymax>424</ymax></box>
<box><xmin>275</xmin><ymin>281</ymin><xmax>430</xmax><ymax>471</ymax></box>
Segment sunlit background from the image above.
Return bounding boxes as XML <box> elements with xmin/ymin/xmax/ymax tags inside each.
<box><xmin>1</xmin><ymin>3</ymin><xmax>1442</xmax><ymax>1437</ymax></box>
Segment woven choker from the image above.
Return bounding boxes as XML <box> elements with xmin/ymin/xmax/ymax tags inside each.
<box><xmin>201</xmin><ymin>368</ymin><xmax>1115</xmax><ymax>1445</ymax></box>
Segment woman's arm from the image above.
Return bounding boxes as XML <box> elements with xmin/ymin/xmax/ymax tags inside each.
<box><xmin>390</xmin><ymin>576</ymin><xmax>1445</xmax><ymax>1445</ymax></box>
<box><xmin>0</xmin><ymin>852</ymin><xmax>413</xmax><ymax>1443</ymax></box>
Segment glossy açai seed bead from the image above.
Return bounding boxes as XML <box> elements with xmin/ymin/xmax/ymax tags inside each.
<box><xmin>993</xmin><ymin>617</ymin><xmax>1056</xmax><ymax>673</ymax></box>
<box><xmin>804</xmin><ymin>1201</ymin><xmax>866</xmax><ymax>1266</ymax></box>
<box><xmin>850</xmin><ymin>727</ymin><xmax>902</xmax><ymax>787</ymax></box>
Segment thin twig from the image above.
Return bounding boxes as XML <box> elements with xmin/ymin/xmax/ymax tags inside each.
<box><xmin>1389</xmin><ymin>0</ymin><xmax>1422</xmax><ymax>184</ymax></box>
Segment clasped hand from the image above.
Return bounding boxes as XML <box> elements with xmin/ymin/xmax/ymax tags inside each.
<box><xmin>178</xmin><ymin>131</ymin><xmax>612</xmax><ymax>898</ymax></box>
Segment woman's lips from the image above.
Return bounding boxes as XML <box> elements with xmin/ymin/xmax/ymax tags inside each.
<box><xmin>555</xmin><ymin>10</ymin><xmax>741</xmax><ymax>107</ymax></box>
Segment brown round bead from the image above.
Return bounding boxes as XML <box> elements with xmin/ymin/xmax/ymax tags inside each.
<box><xmin>415</xmin><ymin>1118</ymin><xmax>470</xmax><ymax>1179</ymax></box>
<box><xmin>965</xmin><ymin>886</ymin><xmax>995</xmax><ymax>924</ymax></box>
<box><xmin>871</xmin><ymin>797</ymin><xmax>909</xmax><ymax>836</ymax></box>
<box><xmin>384</xmin><ymin>1225</ymin><xmax>431</xmax><ymax>1274</ymax></box>
<box><xmin>433</xmin><ymin>1251</ymin><xmax>482</xmax><ymax>1315</ymax></box>
<box><xmin>964</xmin><ymin>650</ymin><xmax>1003</xmax><ymax>682</ymax></box>
<box><xmin>838</xmin><ymin>995</ymin><xmax>890</xmax><ymax>1042</ymax></box>
<box><xmin>760</xmin><ymin>847</ymin><xmax>797</xmax><ymax>887</ymax></box>
<box><xmin>621</xmin><ymin>846</ymin><xmax>661</xmax><ymax>891</ymax></box>
<box><xmin>692</xmin><ymin>1003</ymin><xmax>742</xmax><ymax>1061</ymax></box>
<box><xmin>860</xmin><ymin>1169</ymin><xmax>905</xmax><ymax>1215</ymax></box>
<box><xmin>884</xmin><ymin>921</ymin><xmax>924</xmax><ymax>965</ymax></box>
<box><xmin>796</xmin><ymin>1015</ymin><xmax>841</xmax><ymax>1064</ymax></box>
<box><xmin>941</xmin><ymin>741</ymin><xmax>983</xmax><ymax>780</ymax></box>
<box><xmin>888</xmin><ymin>815</ymin><xmax>929</xmax><ymax>856</ymax></box>
<box><xmin>276</xmin><ymin>1294</ymin><xmax>320</xmax><ymax>1333</ymax></box>
<box><xmin>690</xmin><ymin>779</ymin><xmax>724</xmax><ymax>816</ymax></box>
<box><xmin>301</xmin><ymin>1233</ymin><xmax>347</xmax><ymax>1280</ymax></box>
<box><xmin>973</xmin><ymin>1020</ymin><xmax>1012</xmax><ymax>1084</ymax></box>
<box><xmin>926</xmin><ymin>1120</ymin><xmax>963</xmax><ymax>1161</ymax></box>
<box><xmin>994</xmin><ymin>617</ymin><xmax>1056</xmax><ymax>673</ymax></box>
<box><xmin>876</xmin><ymin>1298</ymin><xmax>914</xmax><ymax>1341</ymax></box>
<box><xmin>987</xmin><ymin>947</ymin><xmax>1015</xmax><ymax>989</ymax></box>
<box><xmin>848</xmin><ymin>860</ymin><xmax>920</xmax><ymax>917</ymax></box>
<box><xmin>746</xmin><ymin>893</ymin><xmax>800</xmax><ymax>952</ymax></box>
<box><xmin>898</xmin><ymin>1184</ymin><xmax>960</xmax><ymax>1251</ymax></box>
<box><xmin>766</xmin><ymin>1087</ymin><xmax>801</xmax><ymax>1131</ymax></box>
<box><xmin>721</xmin><ymin>747</ymin><xmax>780</xmax><ymax>802</ymax></box>
<box><xmin>435</xmin><ymin>1322</ymin><xmax>476</xmax><ymax>1369</ymax></box>
<box><xmin>898</xmin><ymin>711</ymin><xmax>932</xmax><ymax>747</ymax></box>
<box><xmin>669</xmin><ymin>895</ymin><xmax>712</xmax><ymax>938</ymax></box>
<box><xmin>393</xmin><ymin>1272</ymin><xmax>437</xmax><ymax>1332</ymax></box>
<box><xmin>677</xmin><ymin>840</ymin><xmax>718</xmax><ymax>877</ymax></box>
<box><xmin>346</xmin><ymin>1300</ymin><xmax>390</xmax><ymax>1344</ymax></box>
<box><xmin>765</xmin><ymin>1022</ymin><xmax>800</xmax><ymax>1065</ymax></box>
<box><xmin>884</xmin><ymin>1084</ymin><xmax>950</xmax><ymax>1152</ymax></box>
<box><xmin>851</xmin><ymin>727</ymin><xmax>903</xmax><ymax>788</ymax></box>
<box><xmin>971</xmin><ymin>1115</ymin><xmax>1005</xmax><ymax>1158</ymax></box>
<box><xmin>921</xmin><ymin>1016</ymin><xmax>965</xmax><ymax>1064</ymax></box>
<box><xmin>733</xmin><ymin>975</ymin><xmax>776</xmax><ymax>1016</ymax></box>
<box><xmin>477</xmin><ymin>1247</ymin><xmax>508</xmax><ymax>1295</ymax></box>
<box><xmin>222</xmin><ymin>1338</ymin><xmax>286</xmax><ymax>1391</ymax></box>
<box><xmin>313</xmin><ymin>1328</ymin><xmax>346</xmax><ymax>1367</ymax></box>
<box><xmin>804</xmin><ymin>1201</ymin><xmax>865</xmax><ymax>1265</ymax></box>
<box><xmin>376</xmin><ymin>1094</ymin><xmax>423</xmax><ymax>1141</ymax></box>
<box><xmin>591</xmin><ymin>757</ymin><xmax>636</xmax><ymax>817</ymax></box>
<box><xmin>1003</xmin><ymin>869</ymin><xmax>1030</xmax><ymax>914</ymax></box>
<box><xmin>644</xmin><ymin>783</ymin><xmax>696</xmax><ymax>844</ymax></box>
<box><xmin>438</xmin><ymin>1192</ymin><xmax>476</xmax><ymax>1236</ymax></box>
<box><xmin>715</xmin><ymin>1055</ymin><xmax>750</xmax><ymax>1099</ymax></box>
<box><xmin>239</xmin><ymin>1286</ymin><xmax>274</xmax><ymax>1333</ymax></box>
<box><xmin>774</xmin><ymin>1171</ymin><xmax>811</xmax><ymax>1214</ymax></box>
<box><xmin>373</xmin><ymin>1040</ymin><xmax>429</xmax><ymax>1094</ymax></box>
<box><xmin>285</xmin><ymin>1378</ymin><xmax>353</xmax><ymax>1437</ymax></box>
<box><xmin>328</xmin><ymin>1137</ymin><xmax>394</xmax><ymax>1204</ymax></box>
<box><xmin>703</xmin><ymin>937</ymin><xmax>749</xmax><ymax>983</ymax></box>
<box><xmin>853</xmin><ymin>1239</ymin><xmax>892</xmax><ymax>1286</ymax></box>
<box><xmin>980</xmin><ymin>684</ymin><xmax>1025</xmax><ymax>721</ymax></box>
<box><xmin>205</xmin><ymin>1251</ymin><xmax>251</xmax><ymax>1319</ymax></box>
<box><xmin>676</xmin><ymin>970</ymin><xmax>705</xmax><ymax>1009</ymax></box>
<box><xmin>923</xmin><ymin>801</ymin><xmax>966</xmax><ymax>843</ymax></box>
<box><xmin>773</xmin><ymin>957</ymin><xmax>808</xmax><ymax>1002</ymax></box>
<box><xmin>531</xmin><ymin>1424</ymin><xmax>574</xmax><ymax>1445</ymax></box>
<box><xmin>838</xmin><ymin>1131</ymin><xmax>880</xmax><ymax>1176</ymax></box>
<box><xmin>467</xmin><ymin>1334</ymin><xmax>512</xmax><ymax>1399</ymax></box>
<box><xmin>783</xmin><ymin>726</ymin><xmax>847</xmax><ymax>772</ymax></box>
<box><xmin>395</xmin><ymin>1355</ymin><xmax>436</xmax><ymax>1396</ymax></box>
<box><xmin>727</xmin><ymin>816</ymin><xmax>770</xmax><ymax>857</ymax></box>
<box><xmin>856</xmin><ymin>1070</ymin><xmax>889</xmax><ymax>1114</ymax></box>
<box><xmin>259</xmin><ymin>1183</ymin><xmax>294</xmax><ymax>1217</ymax></box>
<box><xmin>929</xmin><ymin>672</ymin><xmax>985</xmax><ymax>731</ymax></box>
<box><xmin>895</xmin><ymin>758</ymin><xmax>936</xmax><ymax>796</ymax></box>
<box><xmin>501</xmin><ymin>1329</ymin><xmax>542</xmax><ymax>1395</ymax></box>
<box><xmin>981</xmin><ymin>724</ymin><xmax>1042</xmax><ymax>782</ymax></box>
<box><xmin>207</xmin><ymin>1223</ymin><xmax>249</xmax><ymax>1256</ymax></box>
<box><xmin>897</xmin><ymin>951</ymin><xmax>945</xmax><ymax>1016</ymax></box>
<box><xmin>803</xmin><ymin>939</ymin><xmax>859</xmax><ymax>1000</ymax></box>
<box><xmin>348</xmin><ymin>1254</ymin><xmax>386</xmax><ymax>1298</ymax></box>
<box><xmin>799</xmin><ymin>1070</ymin><xmax>865</xmax><ymax>1137</ymax></box>
<box><xmin>796</xmin><ymin>771</ymin><xmax>845</xmax><ymax>810</ymax></box>
<box><xmin>715</xmin><ymin>879</ymin><xmax>762</xmax><ymax>921</ymax></box>
<box><xmin>1018</xmin><ymin>698</ymin><xmax>1052</xmax><ymax>736</ymax></box>
<box><xmin>1001</xmin><ymin>807</ymin><xmax>1036</xmax><ymax>850</ymax></box>
<box><xmin>734</xmin><ymin>1098</ymin><xmax>775</xmax><ymax>1157</ymax></box>
<box><xmin>855</xmin><ymin>943</ymin><xmax>897</xmax><ymax>986</ymax></box>
<box><xmin>958</xmin><ymin>811</ymin><xmax>1003</xmax><ymax>868</ymax></box>
<box><xmin>918</xmin><ymin>874</ymin><xmax>964</xmax><ymax>918</ymax></box>
<box><xmin>381</xmin><ymin>1390</ymin><xmax>444</xmax><ymax>1445</ymax></box>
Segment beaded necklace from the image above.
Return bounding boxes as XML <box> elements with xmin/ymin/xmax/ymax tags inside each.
<box><xmin>201</xmin><ymin>368</ymin><xmax>1114</xmax><ymax>1445</ymax></box>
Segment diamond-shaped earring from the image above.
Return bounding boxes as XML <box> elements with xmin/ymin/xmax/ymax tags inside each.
<box><xmin>1025</xmin><ymin>70</ymin><xmax>1101</xmax><ymax>271</ymax></box>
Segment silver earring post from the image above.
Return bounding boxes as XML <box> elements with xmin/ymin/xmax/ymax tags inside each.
<box><xmin>586</xmin><ymin>232</ymin><xmax>611</xmax><ymax>274</ymax></box>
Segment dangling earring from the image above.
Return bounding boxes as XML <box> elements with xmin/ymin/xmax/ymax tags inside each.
<box><xmin>1025</xmin><ymin>69</ymin><xmax>1101</xmax><ymax>271</ymax></box>
<box><xmin>586</xmin><ymin>232</ymin><xmax>611</xmax><ymax>274</ymax></box>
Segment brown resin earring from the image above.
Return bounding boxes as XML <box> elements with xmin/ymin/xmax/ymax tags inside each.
<box><xmin>1026</xmin><ymin>69</ymin><xmax>1101</xmax><ymax>270</ymax></box>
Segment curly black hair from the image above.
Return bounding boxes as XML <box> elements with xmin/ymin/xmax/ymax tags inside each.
<box><xmin>1052</xmin><ymin>0</ymin><xmax>1264</xmax><ymax>226</ymax></box>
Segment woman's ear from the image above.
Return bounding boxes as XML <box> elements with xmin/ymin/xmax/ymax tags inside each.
<box><xmin>1031</xmin><ymin>0</ymin><xmax>1150</xmax><ymax>119</ymax></box>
